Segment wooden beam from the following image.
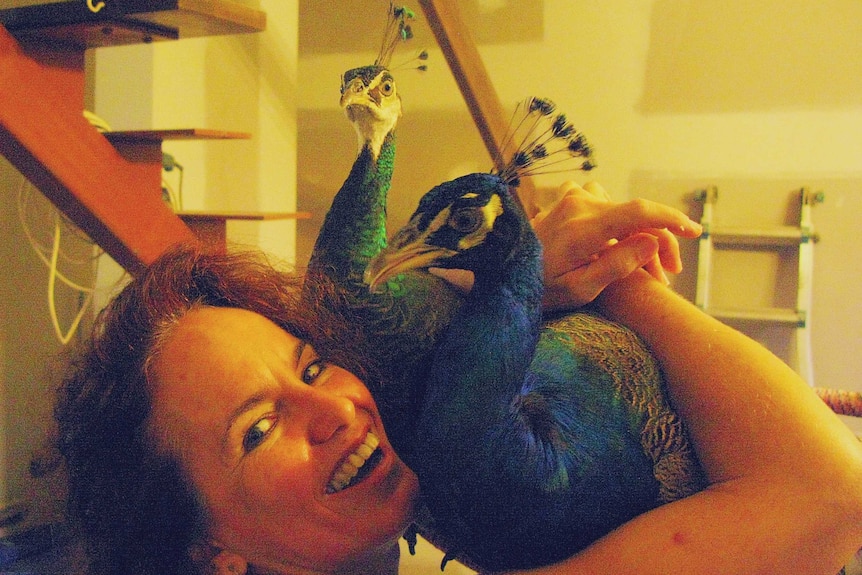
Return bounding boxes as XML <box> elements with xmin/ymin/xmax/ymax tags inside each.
<box><xmin>418</xmin><ymin>0</ymin><xmax>538</xmax><ymax>215</ymax></box>
<box><xmin>0</xmin><ymin>25</ymin><xmax>197</xmax><ymax>275</ymax></box>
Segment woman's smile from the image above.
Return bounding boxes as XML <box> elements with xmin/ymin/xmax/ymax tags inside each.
<box><xmin>327</xmin><ymin>430</ymin><xmax>382</xmax><ymax>494</ymax></box>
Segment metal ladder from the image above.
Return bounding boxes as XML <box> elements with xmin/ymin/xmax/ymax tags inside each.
<box><xmin>694</xmin><ymin>186</ymin><xmax>823</xmax><ymax>384</ymax></box>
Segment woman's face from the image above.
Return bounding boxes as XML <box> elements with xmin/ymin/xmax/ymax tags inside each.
<box><xmin>149</xmin><ymin>306</ymin><xmax>419</xmax><ymax>573</ymax></box>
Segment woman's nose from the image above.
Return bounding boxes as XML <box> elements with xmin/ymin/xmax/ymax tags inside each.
<box><xmin>305</xmin><ymin>388</ymin><xmax>356</xmax><ymax>445</ymax></box>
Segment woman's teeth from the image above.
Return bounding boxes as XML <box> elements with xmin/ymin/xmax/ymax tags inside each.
<box><xmin>327</xmin><ymin>432</ymin><xmax>380</xmax><ymax>494</ymax></box>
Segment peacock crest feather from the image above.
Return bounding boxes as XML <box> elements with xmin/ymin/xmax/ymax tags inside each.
<box><xmin>341</xmin><ymin>2</ymin><xmax>428</xmax><ymax>96</ymax></box>
<box><xmin>377</xmin><ymin>2</ymin><xmax>417</xmax><ymax>67</ymax></box>
<box><xmin>494</xmin><ymin>96</ymin><xmax>596</xmax><ymax>188</ymax></box>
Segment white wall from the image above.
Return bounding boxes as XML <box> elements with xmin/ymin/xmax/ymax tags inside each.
<box><xmin>0</xmin><ymin>157</ymin><xmax>86</xmax><ymax>525</ymax></box>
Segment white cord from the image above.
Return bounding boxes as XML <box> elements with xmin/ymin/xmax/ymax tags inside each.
<box><xmin>16</xmin><ymin>177</ymin><xmax>98</xmax><ymax>292</ymax></box>
<box><xmin>16</xmin><ymin>175</ymin><xmax>99</xmax><ymax>344</ymax></box>
<box><xmin>48</xmin><ymin>215</ymin><xmax>94</xmax><ymax>345</ymax></box>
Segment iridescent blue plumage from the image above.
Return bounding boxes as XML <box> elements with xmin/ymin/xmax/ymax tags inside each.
<box><xmin>365</xmin><ymin>172</ymin><xmax>706</xmax><ymax>571</ymax></box>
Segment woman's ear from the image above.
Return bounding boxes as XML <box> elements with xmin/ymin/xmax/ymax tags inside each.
<box><xmin>211</xmin><ymin>549</ymin><xmax>249</xmax><ymax>575</ymax></box>
<box><xmin>188</xmin><ymin>541</ymin><xmax>249</xmax><ymax>575</ymax></box>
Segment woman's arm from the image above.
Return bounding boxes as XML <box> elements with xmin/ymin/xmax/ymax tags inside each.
<box><xmin>524</xmin><ymin>182</ymin><xmax>862</xmax><ymax>574</ymax></box>
<box><xmin>521</xmin><ymin>269</ymin><xmax>862</xmax><ymax>575</ymax></box>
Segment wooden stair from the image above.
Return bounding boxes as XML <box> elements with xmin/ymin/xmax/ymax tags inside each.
<box><xmin>0</xmin><ymin>1</ymin><xmax>270</xmax><ymax>275</ymax></box>
<box><xmin>0</xmin><ymin>24</ymin><xmax>198</xmax><ymax>275</ymax></box>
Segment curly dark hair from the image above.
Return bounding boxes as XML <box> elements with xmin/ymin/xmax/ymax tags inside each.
<box><xmin>55</xmin><ymin>244</ymin><xmax>323</xmax><ymax>575</ymax></box>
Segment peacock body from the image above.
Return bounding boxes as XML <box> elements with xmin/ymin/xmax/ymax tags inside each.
<box><xmin>302</xmin><ymin>5</ymin><xmax>461</xmax><ymax>455</ymax></box>
<box><xmin>364</xmin><ymin>125</ymin><xmax>706</xmax><ymax>571</ymax></box>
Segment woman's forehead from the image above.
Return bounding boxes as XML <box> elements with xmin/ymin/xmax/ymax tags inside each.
<box><xmin>149</xmin><ymin>307</ymin><xmax>301</xmax><ymax>416</ymax></box>
<box><xmin>147</xmin><ymin>307</ymin><xmax>299</xmax><ymax>453</ymax></box>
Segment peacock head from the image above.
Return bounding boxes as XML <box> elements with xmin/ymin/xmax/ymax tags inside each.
<box><xmin>339</xmin><ymin>3</ymin><xmax>422</xmax><ymax>153</ymax></box>
<box><xmin>364</xmin><ymin>173</ymin><xmax>526</xmax><ymax>291</ymax></box>
<box><xmin>364</xmin><ymin>96</ymin><xmax>597</xmax><ymax>292</ymax></box>
<box><xmin>340</xmin><ymin>65</ymin><xmax>402</xmax><ymax>129</ymax></box>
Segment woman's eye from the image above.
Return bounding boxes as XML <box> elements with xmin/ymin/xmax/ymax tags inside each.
<box><xmin>302</xmin><ymin>360</ymin><xmax>326</xmax><ymax>384</ymax></box>
<box><xmin>243</xmin><ymin>416</ymin><xmax>275</xmax><ymax>452</ymax></box>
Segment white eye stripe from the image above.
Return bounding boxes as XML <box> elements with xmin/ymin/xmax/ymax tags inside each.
<box><xmin>457</xmin><ymin>195</ymin><xmax>503</xmax><ymax>250</ymax></box>
<box><xmin>427</xmin><ymin>205</ymin><xmax>452</xmax><ymax>235</ymax></box>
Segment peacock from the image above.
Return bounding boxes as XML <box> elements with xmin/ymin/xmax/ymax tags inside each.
<box><xmin>363</xmin><ymin>98</ymin><xmax>707</xmax><ymax>571</ymax></box>
<box><xmin>302</xmin><ymin>2</ymin><xmax>462</xmax><ymax>455</ymax></box>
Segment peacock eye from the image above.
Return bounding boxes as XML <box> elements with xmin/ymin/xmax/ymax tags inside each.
<box><xmin>449</xmin><ymin>208</ymin><xmax>482</xmax><ymax>233</ymax></box>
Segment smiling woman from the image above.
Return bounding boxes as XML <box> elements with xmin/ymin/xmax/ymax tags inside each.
<box><xmin>54</xmin><ymin>184</ymin><xmax>862</xmax><ymax>575</ymax></box>
<box><xmin>54</xmin><ymin>245</ymin><xmax>419</xmax><ymax>575</ymax></box>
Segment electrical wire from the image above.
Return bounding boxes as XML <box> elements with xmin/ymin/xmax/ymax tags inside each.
<box><xmin>16</xmin><ymin>177</ymin><xmax>99</xmax><ymax>291</ymax></box>
<box><xmin>162</xmin><ymin>177</ymin><xmax>180</xmax><ymax>211</ymax></box>
<box><xmin>47</xmin><ymin>215</ymin><xmax>94</xmax><ymax>345</ymax></box>
<box><xmin>16</xmin><ymin>175</ymin><xmax>100</xmax><ymax>344</ymax></box>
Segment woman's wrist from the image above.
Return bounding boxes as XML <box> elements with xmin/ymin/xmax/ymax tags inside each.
<box><xmin>594</xmin><ymin>269</ymin><xmax>664</xmax><ymax>323</ymax></box>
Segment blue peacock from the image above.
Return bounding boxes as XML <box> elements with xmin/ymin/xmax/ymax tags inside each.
<box><xmin>362</xmin><ymin>98</ymin><xmax>707</xmax><ymax>571</ymax></box>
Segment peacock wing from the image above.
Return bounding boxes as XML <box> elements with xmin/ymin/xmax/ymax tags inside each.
<box><xmin>544</xmin><ymin>310</ymin><xmax>708</xmax><ymax>502</ymax></box>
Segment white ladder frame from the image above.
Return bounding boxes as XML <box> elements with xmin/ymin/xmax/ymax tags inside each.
<box><xmin>694</xmin><ymin>186</ymin><xmax>824</xmax><ymax>384</ymax></box>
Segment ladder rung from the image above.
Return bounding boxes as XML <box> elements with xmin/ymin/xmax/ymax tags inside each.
<box><xmin>710</xmin><ymin>226</ymin><xmax>808</xmax><ymax>246</ymax></box>
<box><xmin>705</xmin><ymin>307</ymin><xmax>803</xmax><ymax>324</ymax></box>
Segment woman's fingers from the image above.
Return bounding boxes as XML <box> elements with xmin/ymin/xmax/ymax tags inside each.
<box><xmin>533</xmin><ymin>181</ymin><xmax>703</xmax><ymax>310</ymax></box>
<box><xmin>542</xmin><ymin>234</ymin><xmax>661</xmax><ymax>311</ymax></box>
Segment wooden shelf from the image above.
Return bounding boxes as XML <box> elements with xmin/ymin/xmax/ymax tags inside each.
<box><xmin>103</xmin><ymin>128</ymin><xmax>251</xmax><ymax>144</ymax></box>
<box><xmin>178</xmin><ymin>211</ymin><xmax>311</xmax><ymax>247</ymax></box>
<box><xmin>0</xmin><ymin>0</ymin><xmax>266</xmax><ymax>49</ymax></box>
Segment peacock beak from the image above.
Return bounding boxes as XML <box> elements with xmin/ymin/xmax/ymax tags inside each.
<box><xmin>364</xmin><ymin>238</ymin><xmax>456</xmax><ymax>293</ymax></box>
<box><xmin>341</xmin><ymin>90</ymin><xmax>370</xmax><ymax>111</ymax></box>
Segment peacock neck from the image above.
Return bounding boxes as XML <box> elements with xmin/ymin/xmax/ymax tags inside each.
<box><xmin>470</xmin><ymin>218</ymin><xmax>544</xmax><ymax>329</ymax></box>
<box><xmin>411</xmin><ymin>224</ymin><xmax>544</xmax><ymax>471</ymax></box>
<box><xmin>425</xmin><ymin>222</ymin><xmax>544</xmax><ymax>410</ymax></box>
<box><xmin>308</xmin><ymin>130</ymin><xmax>396</xmax><ymax>283</ymax></box>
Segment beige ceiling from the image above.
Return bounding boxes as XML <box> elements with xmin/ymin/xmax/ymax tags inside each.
<box><xmin>298</xmin><ymin>0</ymin><xmax>544</xmax><ymax>55</ymax></box>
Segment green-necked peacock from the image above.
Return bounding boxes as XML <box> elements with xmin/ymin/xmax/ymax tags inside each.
<box><xmin>363</xmin><ymin>98</ymin><xmax>707</xmax><ymax>571</ymax></box>
<box><xmin>302</xmin><ymin>3</ymin><xmax>461</xmax><ymax>455</ymax></box>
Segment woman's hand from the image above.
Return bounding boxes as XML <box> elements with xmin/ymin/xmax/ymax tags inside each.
<box><xmin>531</xmin><ymin>181</ymin><xmax>702</xmax><ymax>311</ymax></box>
